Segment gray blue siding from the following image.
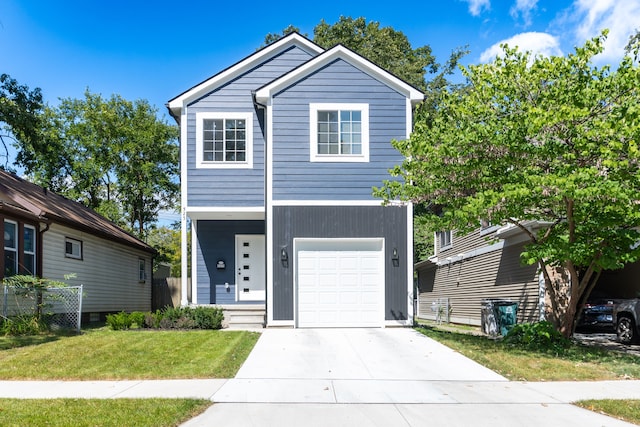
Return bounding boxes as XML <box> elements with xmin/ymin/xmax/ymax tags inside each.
<box><xmin>271</xmin><ymin>59</ymin><xmax>408</xmax><ymax>201</ymax></box>
<box><xmin>195</xmin><ymin>220</ymin><xmax>264</xmax><ymax>304</ymax></box>
<box><xmin>272</xmin><ymin>205</ymin><xmax>408</xmax><ymax>321</ymax></box>
<box><xmin>186</xmin><ymin>47</ymin><xmax>316</xmax><ymax>207</ymax></box>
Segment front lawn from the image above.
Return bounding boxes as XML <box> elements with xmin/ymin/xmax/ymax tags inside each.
<box><xmin>0</xmin><ymin>398</ymin><xmax>211</xmax><ymax>427</ymax></box>
<box><xmin>0</xmin><ymin>327</ymin><xmax>260</xmax><ymax>380</ymax></box>
<box><xmin>416</xmin><ymin>324</ymin><xmax>640</xmax><ymax>381</ymax></box>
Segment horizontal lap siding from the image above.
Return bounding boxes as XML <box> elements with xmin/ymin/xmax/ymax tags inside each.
<box><xmin>195</xmin><ymin>220</ymin><xmax>264</xmax><ymax>304</ymax></box>
<box><xmin>418</xmin><ymin>241</ymin><xmax>540</xmax><ymax>325</ymax></box>
<box><xmin>186</xmin><ymin>47</ymin><xmax>315</xmax><ymax>207</ymax></box>
<box><xmin>42</xmin><ymin>224</ymin><xmax>152</xmax><ymax>313</ymax></box>
<box><xmin>271</xmin><ymin>59</ymin><xmax>407</xmax><ymax>201</ymax></box>
<box><xmin>272</xmin><ymin>205</ymin><xmax>408</xmax><ymax>321</ymax></box>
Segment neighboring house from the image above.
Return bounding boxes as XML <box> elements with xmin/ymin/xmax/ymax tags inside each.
<box><xmin>416</xmin><ymin>222</ymin><xmax>640</xmax><ymax>326</ymax></box>
<box><xmin>167</xmin><ymin>33</ymin><xmax>423</xmax><ymax>328</ymax></box>
<box><xmin>0</xmin><ymin>169</ymin><xmax>155</xmax><ymax>321</ymax></box>
<box><xmin>415</xmin><ymin>223</ymin><xmax>546</xmax><ymax>326</ymax></box>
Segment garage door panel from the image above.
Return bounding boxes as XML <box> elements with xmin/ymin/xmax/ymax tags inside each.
<box><xmin>296</xmin><ymin>242</ymin><xmax>383</xmax><ymax>328</ymax></box>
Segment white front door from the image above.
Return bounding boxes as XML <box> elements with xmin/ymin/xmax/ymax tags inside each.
<box><xmin>235</xmin><ymin>234</ymin><xmax>265</xmax><ymax>301</ymax></box>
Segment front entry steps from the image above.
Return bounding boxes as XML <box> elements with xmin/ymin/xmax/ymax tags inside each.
<box><xmin>221</xmin><ymin>304</ymin><xmax>266</xmax><ymax>330</ymax></box>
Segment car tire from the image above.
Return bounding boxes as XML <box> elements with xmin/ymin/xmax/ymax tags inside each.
<box><xmin>617</xmin><ymin>315</ymin><xmax>637</xmax><ymax>345</ymax></box>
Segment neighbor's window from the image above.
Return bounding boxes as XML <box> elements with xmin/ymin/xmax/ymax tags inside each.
<box><xmin>4</xmin><ymin>220</ymin><xmax>18</xmax><ymax>276</ymax></box>
<box><xmin>23</xmin><ymin>225</ymin><xmax>36</xmax><ymax>275</ymax></box>
<box><xmin>310</xmin><ymin>103</ymin><xmax>369</xmax><ymax>162</ymax></box>
<box><xmin>195</xmin><ymin>112</ymin><xmax>253</xmax><ymax>168</ymax></box>
<box><xmin>138</xmin><ymin>258</ymin><xmax>146</xmax><ymax>282</ymax></box>
<box><xmin>65</xmin><ymin>237</ymin><xmax>82</xmax><ymax>260</ymax></box>
<box><xmin>438</xmin><ymin>230</ymin><xmax>452</xmax><ymax>250</ymax></box>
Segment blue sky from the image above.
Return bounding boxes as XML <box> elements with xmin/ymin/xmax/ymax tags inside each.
<box><xmin>3</xmin><ymin>0</ymin><xmax>638</xmax><ymax>117</ymax></box>
<box><xmin>2</xmin><ymin>0</ymin><xmax>639</xmax><ymax>224</ymax></box>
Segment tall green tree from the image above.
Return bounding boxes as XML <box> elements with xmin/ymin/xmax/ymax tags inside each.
<box><xmin>376</xmin><ymin>32</ymin><xmax>640</xmax><ymax>337</ymax></box>
<box><xmin>0</xmin><ymin>74</ymin><xmax>44</xmax><ymax>171</ymax></box>
<box><xmin>20</xmin><ymin>91</ymin><xmax>179</xmax><ymax>239</ymax></box>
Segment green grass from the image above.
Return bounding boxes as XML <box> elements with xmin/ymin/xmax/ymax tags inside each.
<box><xmin>416</xmin><ymin>325</ymin><xmax>640</xmax><ymax>381</ymax></box>
<box><xmin>0</xmin><ymin>398</ymin><xmax>211</xmax><ymax>427</ymax></box>
<box><xmin>0</xmin><ymin>327</ymin><xmax>260</xmax><ymax>380</ymax></box>
<box><xmin>576</xmin><ymin>400</ymin><xmax>640</xmax><ymax>425</ymax></box>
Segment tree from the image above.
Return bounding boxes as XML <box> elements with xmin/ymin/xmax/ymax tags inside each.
<box><xmin>375</xmin><ymin>32</ymin><xmax>640</xmax><ymax>338</ymax></box>
<box><xmin>18</xmin><ymin>91</ymin><xmax>179</xmax><ymax>239</ymax></box>
<box><xmin>0</xmin><ymin>74</ymin><xmax>44</xmax><ymax>171</ymax></box>
<box><xmin>147</xmin><ymin>225</ymin><xmax>183</xmax><ymax>276</ymax></box>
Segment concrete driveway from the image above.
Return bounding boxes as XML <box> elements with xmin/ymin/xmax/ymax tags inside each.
<box><xmin>183</xmin><ymin>328</ymin><xmax>638</xmax><ymax>427</ymax></box>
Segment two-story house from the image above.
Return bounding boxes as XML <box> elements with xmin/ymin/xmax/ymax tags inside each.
<box><xmin>168</xmin><ymin>33</ymin><xmax>423</xmax><ymax>328</ymax></box>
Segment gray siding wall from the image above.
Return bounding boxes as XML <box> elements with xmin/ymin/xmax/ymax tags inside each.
<box><xmin>437</xmin><ymin>227</ymin><xmax>502</xmax><ymax>257</ymax></box>
<box><xmin>186</xmin><ymin>47</ymin><xmax>315</xmax><ymax>207</ymax></box>
<box><xmin>271</xmin><ymin>59</ymin><xmax>407</xmax><ymax>200</ymax></box>
<box><xmin>417</xmin><ymin>241</ymin><xmax>540</xmax><ymax>326</ymax></box>
<box><xmin>195</xmin><ymin>220</ymin><xmax>264</xmax><ymax>304</ymax></box>
<box><xmin>272</xmin><ymin>205</ymin><xmax>408</xmax><ymax>321</ymax></box>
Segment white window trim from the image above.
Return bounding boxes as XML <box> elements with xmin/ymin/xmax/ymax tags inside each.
<box><xmin>23</xmin><ymin>225</ymin><xmax>36</xmax><ymax>275</ymax></box>
<box><xmin>4</xmin><ymin>220</ymin><xmax>18</xmax><ymax>274</ymax></box>
<box><xmin>438</xmin><ymin>230</ymin><xmax>452</xmax><ymax>251</ymax></box>
<box><xmin>65</xmin><ymin>237</ymin><xmax>83</xmax><ymax>260</ymax></box>
<box><xmin>195</xmin><ymin>112</ymin><xmax>253</xmax><ymax>169</ymax></box>
<box><xmin>309</xmin><ymin>103</ymin><xmax>369</xmax><ymax>163</ymax></box>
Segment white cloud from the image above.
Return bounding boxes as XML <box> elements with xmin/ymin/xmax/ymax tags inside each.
<box><xmin>568</xmin><ymin>0</ymin><xmax>640</xmax><ymax>62</ymax></box>
<box><xmin>479</xmin><ymin>32</ymin><xmax>562</xmax><ymax>62</ymax></box>
<box><xmin>463</xmin><ymin>0</ymin><xmax>491</xmax><ymax>16</ymax></box>
<box><xmin>510</xmin><ymin>0</ymin><xmax>538</xmax><ymax>27</ymax></box>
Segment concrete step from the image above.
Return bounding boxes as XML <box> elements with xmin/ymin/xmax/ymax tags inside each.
<box><xmin>222</xmin><ymin>306</ymin><xmax>265</xmax><ymax>329</ymax></box>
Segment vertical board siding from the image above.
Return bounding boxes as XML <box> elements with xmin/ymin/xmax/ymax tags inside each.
<box><xmin>271</xmin><ymin>59</ymin><xmax>407</xmax><ymax>201</ymax></box>
<box><xmin>417</xmin><ymin>241</ymin><xmax>540</xmax><ymax>326</ymax></box>
<box><xmin>42</xmin><ymin>224</ymin><xmax>152</xmax><ymax>313</ymax></box>
<box><xmin>272</xmin><ymin>205</ymin><xmax>408</xmax><ymax>321</ymax></box>
<box><xmin>186</xmin><ymin>47</ymin><xmax>315</xmax><ymax>207</ymax></box>
<box><xmin>195</xmin><ymin>220</ymin><xmax>264</xmax><ymax>304</ymax></box>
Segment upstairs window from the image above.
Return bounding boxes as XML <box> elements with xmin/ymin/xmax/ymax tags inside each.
<box><xmin>438</xmin><ymin>230</ymin><xmax>452</xmax><ymax>250</ymax></box>
<box><xmin>196</xmin><ymin>112</ymin><xmax>253</xmax><ymax>169</ymax></box>
<box><xmin>310</xmin><ymin>103</ymin><xmax>369</xmax><ymax>162</ymax></box>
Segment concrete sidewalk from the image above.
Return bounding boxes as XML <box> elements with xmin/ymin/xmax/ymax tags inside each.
<box><xmin>2</xmin><ymin>328</ymin><xmax>639</xmax><ymax>426</ymax></box>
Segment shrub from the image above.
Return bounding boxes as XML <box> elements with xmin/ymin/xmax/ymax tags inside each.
<box><xmin>106</xmin><ymin>312</ymin><xmax>133</xmax><ymax>330</ymax></box>
<box><xmin>129</xmin><ymin>312</ymin><xmax>146</xmax><ymax>328</ymax></box>
<box><xmin>144</xmin><ymin>311</ymin><xmax>162</xmax><ymax>328</ymax></box>
<box><xmin>191</xmin><ymin>306</ymin><xmax>224</xmax><ymax>329</ymax></box>
<box><xmin>1</xmin><ymin>314</ymin><xmax>46</xmax><ymax>336</ymax></box>
<box><xmin>503</xmin><ymin>321</ymin><xmax>570</xmax><ymax>352</ymax></box>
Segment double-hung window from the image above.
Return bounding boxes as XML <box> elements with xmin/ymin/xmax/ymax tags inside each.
<box><xmin>310</xmin><ymin>103</ymin><xmax>369</xmax><ymax>162</ymax></box>
<box><xmin>4</xmin><ymin>220</ymin><xmax>17</xmax><ymax>276</ymax></box>
<box><xmin>23</xmin><ymin>225</ymin><xmax>36</xmax><ymax>275</ymax></box>
<box><xmin>438</xmin><ymin>230</ymin><xmax>452</xmax><ymax>250</ymax></box>
<box><xmin>195</xmin><ymin>112</ymin><xmax>253</xmax><ymax>168</ymax></box>
<box><xmin>139</xmin><ymin>258</ymin><xmax>146</xmax><ymax>283</ymax></box>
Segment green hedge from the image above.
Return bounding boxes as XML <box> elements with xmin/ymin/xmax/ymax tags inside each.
<box><xmin>106</xmin><ymin>306</ymin><xmax>224</xmax><ymax>331</ymax></box>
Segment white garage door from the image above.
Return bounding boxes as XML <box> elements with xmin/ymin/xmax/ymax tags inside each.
<box><xmin>296</xmin><ymin>239</ymin><xmax>384</xmax><ymax>328</ymax></box>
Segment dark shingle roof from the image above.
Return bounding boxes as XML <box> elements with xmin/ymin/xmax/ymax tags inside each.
<box><xmin>0</xmin><ymin>169</ymin><xmax>155</xmax><ymax>254</ymax></box>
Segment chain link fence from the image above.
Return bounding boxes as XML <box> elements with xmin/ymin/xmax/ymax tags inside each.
<box><xmin>2</xmin><ymin>285</ymin><xmax>83</xmax><ymax>333</ymax></box>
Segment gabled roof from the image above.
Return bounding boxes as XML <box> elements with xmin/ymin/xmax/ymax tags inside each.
<box><xmin>0</xmin><ymin>169</ymin><xmax>154</xmax><ymax>254</ymax></box>
<box><xmin>255</xmin><ymin>44</ymin><xmax>425</xmax><ymax>105</ymax></box>
<box><xmin>167</xmin><ymin>33</ymin><xmax>324</xmax><ymax>119</ymax></box>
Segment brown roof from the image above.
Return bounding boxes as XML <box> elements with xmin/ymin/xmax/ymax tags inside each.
<box><xmin>0</xmin><ymin>169</ymin><xmax>155</xmax><ymax>254</ymax></box>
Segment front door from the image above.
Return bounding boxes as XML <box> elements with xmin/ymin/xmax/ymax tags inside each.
<box><xmin>235</xmin><ymin>234</ymin><xmax>265</xmax><ymax>301</ymax></box>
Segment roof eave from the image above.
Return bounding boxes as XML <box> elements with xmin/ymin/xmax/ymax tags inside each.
<box><xmin>168</xmin><ymin>33</ymin><xmax>324</xmax><ymax>113</ymax></box>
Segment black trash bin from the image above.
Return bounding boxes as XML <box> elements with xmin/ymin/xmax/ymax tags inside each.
<box><xmin>481</xmin><ymin>299</ymin><xmax>518</xmax><ymax>337</ymax></box>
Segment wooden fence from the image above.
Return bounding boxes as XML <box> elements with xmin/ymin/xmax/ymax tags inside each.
<box><xmin>152</xmin><ymin>277</ymin><xmax>188</xmax><ymax>310</ymax></box>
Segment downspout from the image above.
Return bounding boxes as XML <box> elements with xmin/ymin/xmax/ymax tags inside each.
<box><xmin>252</xmin><ymin>91</ymin><xmax>269</xmax><ymax>319</ymax></box>
<box><xmin>37</xmin><ymin>218</ymin><xmax>50</xmax><ymax>279</ymax></box>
